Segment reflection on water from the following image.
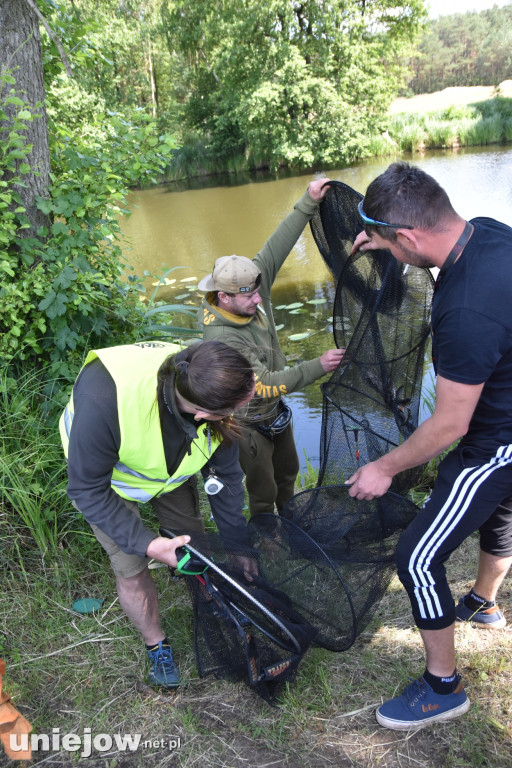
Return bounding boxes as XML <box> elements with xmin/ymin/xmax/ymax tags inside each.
<box><xmin>287</xmin><ymin>390</ymin><xmax>323</xmax><ymax>479</ymax></box>
<box><xmin>120</xmin><ymin>145</ymin><xmax>512</xmax><ymax>472</ymax></box>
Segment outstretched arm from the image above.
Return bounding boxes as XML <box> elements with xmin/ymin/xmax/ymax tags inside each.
<box><xmin>254</xmin><ymin>178</ymin><xmax>331</xmax><ymax>283</ymax></box>
<box><xmin>348</xmin><ymin>375</ymin><xmax>485</xmax><ymax>500</ymax></box>
<box><xmin>219</xmin><ymin>334</ymin><xmax>345</xmax><ymax>401</ymax></box>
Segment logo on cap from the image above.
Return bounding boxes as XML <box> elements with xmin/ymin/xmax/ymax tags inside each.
<box><xmin>198</xmin><ymin>255</ymin><xmax>261</xmax><ymax>294</ymax></box>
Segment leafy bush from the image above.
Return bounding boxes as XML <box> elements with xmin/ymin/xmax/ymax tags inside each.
<box><xmin>0</xmin><ymin>69</ymin><xmax>179</xmax><ymax>381</ymax></box>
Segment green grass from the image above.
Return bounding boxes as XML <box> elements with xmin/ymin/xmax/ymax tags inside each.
<box><xmin>0</xmin><ymin>367</ymin><xmax>78</xmax><ymax>564</ymax></box>
<box><xmin>1</xmin><ymin>368</ymin><xmax>511</xmax><ymax>767</ymax></box>
<box><xmin>297</xmin><ymin>450</ymin><xmax>320</xmax><ymax>490</ymax></box>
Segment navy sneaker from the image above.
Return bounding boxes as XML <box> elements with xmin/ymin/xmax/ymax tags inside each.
<box><xmin>147</xmin><ymin>641</ymin><xmax>180</xmax><ymax>687</ymax></box>
<box><xmin>455</xmin><ymin>594</ymin><xmax>506</xmax><ymax>629</ymax></box>
<box><xmin>376</xmin><ymin>676</ymin><xmax>470</xmax><ymax>730</ymax></box>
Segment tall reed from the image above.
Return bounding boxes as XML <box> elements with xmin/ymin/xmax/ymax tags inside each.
<box><xmin>0</xmin><ymin>367</ymin><xmax>74</xmax><ymax>561</ymax></box>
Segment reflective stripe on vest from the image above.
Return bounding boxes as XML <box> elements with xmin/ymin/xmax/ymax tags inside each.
<box><xmin>110</xmin><ymin>476</ymin><xmax>194</xmax><ymax>503</ymax></box>
<box><xmin>60</xmin><ymin>342</ymin><xmax>221</xmax><ymax>502</ymax></box>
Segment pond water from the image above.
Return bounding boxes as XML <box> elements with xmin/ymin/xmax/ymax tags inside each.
<box><xmin>120</xmin><ymin>145</ymin><xmax>512</xmax><ymax>472</ymax></box>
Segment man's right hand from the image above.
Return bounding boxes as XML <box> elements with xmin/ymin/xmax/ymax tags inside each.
<box><xmin>350</xmin><ymin>230</ymin><xmax>380</xmax><ymax>255</ymax></box>
<box><xmin>146</xmin><ymin>534</ymin><xmax>191</xmax><ymax>568</ymax></box>
<box><xmin>347</xmin><ymin>462</ymin><xmax>393</xmax><ymax>500</ymax></box>
<box><xmin>319</xmin><ymin>348</ymin><xmax>346</xmax><ymax>372</ymax></box>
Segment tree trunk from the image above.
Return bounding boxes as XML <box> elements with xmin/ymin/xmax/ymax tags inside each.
<box><xmin>0</xmin><ymin>0</ymin><xmax>51</xmax><ymax>239</ymax></box>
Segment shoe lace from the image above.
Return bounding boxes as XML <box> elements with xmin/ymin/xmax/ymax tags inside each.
<box><xmin>403</xmin><ymin>677</ymin><xmax>428</xmax><ymax>703</ymax></box>
<box><xmin>150</xmin><ymin>644</ymin><xmax>175</xmax><ymax>675</ymax></box>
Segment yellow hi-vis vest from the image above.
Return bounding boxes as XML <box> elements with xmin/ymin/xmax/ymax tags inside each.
<box><xmin>59</xmin><ymin>342</ymin><xmax>220</xmax><ymax>503</ymax></box>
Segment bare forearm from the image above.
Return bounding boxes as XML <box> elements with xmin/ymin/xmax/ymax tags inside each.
<box><xmin>379</xmin><ymin>416</ymin><xmax>460</xmax><ymax>477</ymax></box>
<box><xmin>348</xmin><ymin>416</ymin><xmax>463</xmax><ymax>500</ymax></box>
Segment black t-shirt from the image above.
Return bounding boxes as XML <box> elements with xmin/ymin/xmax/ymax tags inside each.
<box><xmin>432</xmin><ymin>216</ymin><xmax>512</xmax><ymax>455</ymax></box>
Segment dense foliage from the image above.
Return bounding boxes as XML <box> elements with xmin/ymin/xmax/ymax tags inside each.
<box><xmin>161</xmin><ymin>0</ymin><xmax>426</xmax><ymax>172</ymax></box>
<box><xmin>407</xmin><ymin>3</ymin><xmax>512</xmax><ymax>94</ymax></box>
<box><xmin>45</xmin><ymin>0</ymin><xmax>427</xmax><ymax>174</ymax></box>
<box><xmin>0</xmin><ymin>69</ymin><xmax>177</xmax><ymax>379</ymax></box>
<box><xmin>0</xmin><ymin>0</ymin><xmax>432</xmax><ymax>381</ymax></box>
<box><xmin>36</xmin><ymin>0</ymin><xmax>512</xmax><ymax>175</ymax></box>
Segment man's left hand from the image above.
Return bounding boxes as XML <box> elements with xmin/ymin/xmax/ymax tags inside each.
<box><xmin>347</xmin><ymin>462</ymin><xmax>393</xmax><ymax>500</ymax></box>
<box><xmin>320</xmin><ymin>348</ymin><xmax>346</xmax><ymax>372</ymax></box>
<box><xmin>307</xmin><ymin>177</ymin><xmax>331</xmax><ymax>202</ymax></box>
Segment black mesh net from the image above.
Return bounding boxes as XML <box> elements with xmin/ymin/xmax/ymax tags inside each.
<box><xmin>165</xmin><ymin>180</ymin><xmax>435</xmax><ymax>703</ymax></box>
<box><xmin>281</xmin><ymin>486</ymin><xmax>418</xmax><ymax>639</ymax></box>
<box><xmin>179</xmin><ymin>522</ymin><xmax>348</xmax><ymax>702</ymax></box>
<box><xmin>166</xmin><ymin>483</ymin><xmax>418</xmax><ymax>702</ymax></box>
<box><xmin>310</xmin><ymin>180</ymin><xmax>435</xmax><ymax>494</ymax></box>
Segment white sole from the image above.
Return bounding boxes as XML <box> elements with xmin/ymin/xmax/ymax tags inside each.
<box><xmin>457</xmin><ymin>617</ymin><xmax>507</xmax><ymax>630</ymax></box>
<box><xmin>471</xmin><ymin>618</ymin><xmax>506</xmax><ymax>630</ymax></box>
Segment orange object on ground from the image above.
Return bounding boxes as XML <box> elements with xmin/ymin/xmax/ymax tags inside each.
<box><xmin>0</xmin><ymin>659</ymin><xmax>31</xmax><ymax>760</ymax></box>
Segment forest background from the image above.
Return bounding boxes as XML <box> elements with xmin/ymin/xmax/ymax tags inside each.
<box><xmin>1</xmin><ymin>3</ymin><xmax>512</xmax><ymax>764</ymax></box>
<box><xmin>3</xmin><ymin>0</ymin><xmax>512</xmax><ymax>383</ymax></box>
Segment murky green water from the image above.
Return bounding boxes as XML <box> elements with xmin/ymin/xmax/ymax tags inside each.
<box><xmin>120</xmin><ymin>145</ymin><xmax>512</xmax><ymax>470</ymax></box>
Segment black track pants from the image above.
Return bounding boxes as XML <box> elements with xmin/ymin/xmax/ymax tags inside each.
<box><xmin>396</xmin><ymin>443</ymin><xmax>512</xmax><ymax>630</ymax></box>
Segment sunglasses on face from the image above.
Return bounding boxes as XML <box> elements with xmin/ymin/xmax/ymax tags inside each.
<box><xmin>357</xmin><ymin>200</ymin><xmax>414</xmax><ymax>231</ymax></box>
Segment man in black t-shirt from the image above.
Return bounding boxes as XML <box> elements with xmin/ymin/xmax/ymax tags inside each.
<box><xmin>348</xmin><ymin>162</ymin><xmax>512</xmax><ymax>731</ymax></box>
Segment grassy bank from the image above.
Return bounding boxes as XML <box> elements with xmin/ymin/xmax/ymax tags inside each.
<box><xmin>1</xmin><ymin>525</ymin><xmax>511</xmax><ymax>768</ymax></box>
<box><xmin>1</xmin><ymin>373</ymin><xmax>511</xmax><ymax>767</ymax></box>
<box><xmin>379</xmin><ymin>97</ymin><xmax>512</xmax><ymax>155</ymax></box>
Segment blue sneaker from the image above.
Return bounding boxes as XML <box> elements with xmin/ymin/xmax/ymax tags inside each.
<box><xmin>456</xmin><ymin>594</ymin><xmax>506</xmax><ymax>629</ymax></box>
<box><xmin>376</xmin><ymin>676</ymin><xmax>470</xmax><ymax>730</ymax></box>
<box><xmin>147</xmin><ymin>641</ymin><xmax>180</xmax><ymax>688</ymax></box>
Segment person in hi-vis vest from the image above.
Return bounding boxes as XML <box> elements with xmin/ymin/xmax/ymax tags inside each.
<box><xmin>60</xmin><ymin>340</ymin><xmax>255</xmax><ymax>688</ymax></box>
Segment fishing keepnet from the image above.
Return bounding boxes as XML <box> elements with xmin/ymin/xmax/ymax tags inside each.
<box><xmin>172</xmin><ymin>180</ymin><xmax>434</xmax><ymax>701</ymax></box>
<box><xmin>310</xmin><ymin>181</ymin><xmax>435</xmax><ymax>494</ymax></box>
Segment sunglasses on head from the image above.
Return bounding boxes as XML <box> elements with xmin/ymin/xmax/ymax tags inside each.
<box><xmin>357</xmin><ymin>200</ymin><xmax>413</xmax><ymax>231</ymax></box>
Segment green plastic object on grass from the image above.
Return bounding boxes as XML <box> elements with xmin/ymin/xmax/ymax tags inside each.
<box><xmin>72</xmin><ymin>598</ymin><xmax>104</xmax><ymax>614</ymax></box>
